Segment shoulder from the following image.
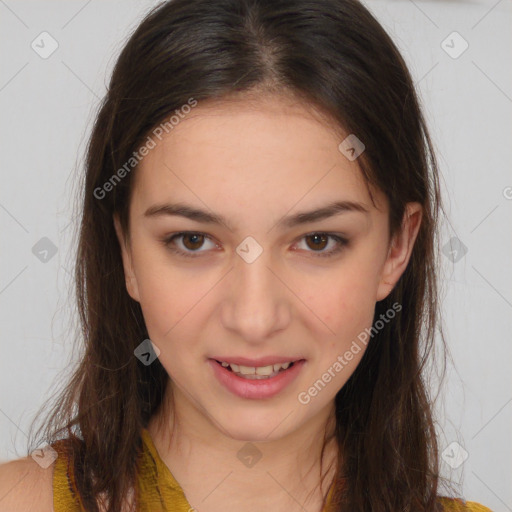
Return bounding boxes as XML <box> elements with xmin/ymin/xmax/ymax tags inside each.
<box><xmin>0</xmin><ymin>455</ymin><xmax>54</xmax><ymax>512</ymax></box>
<box><xmin>438</xmin><ymin>496</ymin><xmax>493</xmax><ymax>512</ymax></box>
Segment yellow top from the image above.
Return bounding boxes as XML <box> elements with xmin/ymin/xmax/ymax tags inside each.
<box><xmin>52</xmin><ymin>428</ymin><xmax>492</xmax><ymax>511</ymax></box>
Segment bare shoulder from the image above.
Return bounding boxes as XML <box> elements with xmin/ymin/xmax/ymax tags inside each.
<box><xmin>0</xmin><ymin>456</ymin><xmax>54</xmax><ymax>512</ymax></box>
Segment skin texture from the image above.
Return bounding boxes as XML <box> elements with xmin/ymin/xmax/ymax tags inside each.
<box><xmin>114</xmin><ymin>93</ymin><xmax>422</xmax><ymax>512</ymax></box>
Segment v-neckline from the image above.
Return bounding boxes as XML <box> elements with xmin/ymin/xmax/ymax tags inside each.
<box><xmin>140</xmin><ymin>427</ymin><xmax>335</xmax><ymax>511</ymax></box>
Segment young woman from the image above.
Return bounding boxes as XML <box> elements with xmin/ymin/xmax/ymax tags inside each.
<box><xmin>0</xmin><ymin>0</ymin><xmax>493</xmax><ymax>511</ymax></box>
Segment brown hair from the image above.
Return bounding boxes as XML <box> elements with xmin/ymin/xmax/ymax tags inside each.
<box><xmin>26</xmin><ymin>0</ymin><xmax>457</xmax><ymax>510</ymax></box>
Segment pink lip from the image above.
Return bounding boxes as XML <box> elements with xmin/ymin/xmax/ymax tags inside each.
<box><xmin>210</xmin><ymin>355</ymin><xmax>304</xmax><ymax>366</ymax></box>
<box><xmin>208</xmin><ymin>358</ymin><xmax>306</xmax><ymax>400</ymax></box>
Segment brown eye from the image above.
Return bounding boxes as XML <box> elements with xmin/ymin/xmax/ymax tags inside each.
<box><xmin>295</xmin><ymin>232</ymin><xmax>348</xmax><ymax>258</ymax></box>
<box><xmin>181</xmin><ymin>233</ymin><xmax>205</xmax><ymax>250</ymax></box>
<box><xmin>163</xmin><ymin>231</ymin><xmax>347</xmax><ymax>259</ymax></box>
<box><xmin>304</xmin><ymin>233</ymin><xmax>329</xmax><ymax>251</ymax></box>
<box><xmin>162</xmin><ymin>232</ymin><xmax>217</xmax><ymax>258</ymax></box>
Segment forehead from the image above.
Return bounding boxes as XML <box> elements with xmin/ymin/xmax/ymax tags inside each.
<box><xmin>131</xmin><ymin>95</ymin><xmax>384</xmax><ymax>220</ymax></box>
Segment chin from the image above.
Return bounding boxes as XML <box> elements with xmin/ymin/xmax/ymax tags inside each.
<box><xmin>210</xmin><ymin>408</ymin><xmax>297</xmax><ymax>443</ymax></box>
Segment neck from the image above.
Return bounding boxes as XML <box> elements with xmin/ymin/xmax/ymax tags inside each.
<box><xmin>147</xmin><ymin>381</ymin><xmax>339</xmax><ymax>512</ymax></box>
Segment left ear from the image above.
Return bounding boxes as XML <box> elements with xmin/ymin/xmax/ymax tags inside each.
<box><xmin>376</xmin><ymin>202</ymin><xmax>423</xmax><ymax>302</ymax></box>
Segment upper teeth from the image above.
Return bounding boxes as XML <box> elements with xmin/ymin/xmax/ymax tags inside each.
<box><xmin>220</xmin><ymin>361</ymin><xmax>292</xmax><ymax>375</ymax></box>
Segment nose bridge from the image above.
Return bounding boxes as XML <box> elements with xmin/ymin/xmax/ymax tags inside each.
<box><xmin>222</xmin><ymin>240</ymin><xmax>289</xmax><ymax>340</ymax></box>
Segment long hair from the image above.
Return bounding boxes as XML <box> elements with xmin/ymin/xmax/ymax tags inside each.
<box><xmin>26</xmin><ymin>0</ymin><xmax>456</xmax><ymax>510</ymax></box>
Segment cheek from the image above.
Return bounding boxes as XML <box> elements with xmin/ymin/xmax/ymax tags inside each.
<box><xmin>129</xmin><ymin>247</ymin><xmax>195</xmax><ymax>338</ymax></box>
<box><xmin>303</xmin><ymin>264</ymin><xmax>377</xmax><ymax>336</ymax></box>
<box><xmin>131</xmin><ymin>254</ymin><xmax>221</xmax><ymax>352</ymax></box>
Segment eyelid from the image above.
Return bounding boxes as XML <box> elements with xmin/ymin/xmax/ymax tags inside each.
<box><xmin>293</xmin><ymin>232</ymin><xmax>348</xmax><ymax>258</ymax></box>
<box><xmin>162</xmin><ymin>231</ymin><xmax>218</xmax><ymax>258</ymax></box>
<box><xmin>161</xmin><ymin>231</ymin><xmax>349</xmax><ymax>259</ymax></box>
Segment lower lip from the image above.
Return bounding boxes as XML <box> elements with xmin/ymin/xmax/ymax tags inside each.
<box><xmin>208</xmin><ymin>359</ymin><xmax>306</xmax><ymax>400</ymax></box>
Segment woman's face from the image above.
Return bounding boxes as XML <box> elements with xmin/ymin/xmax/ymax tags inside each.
<box><xmin>114</xmin><ymin>94</ymin><xmax>421</xmax><ymax>441</ymax></box>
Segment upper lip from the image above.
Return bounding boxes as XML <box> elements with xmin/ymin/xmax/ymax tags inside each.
<box><xmin>210</xmin><ymin>356</ymin><xmax>305</xmax><ymax>367</ymax></box>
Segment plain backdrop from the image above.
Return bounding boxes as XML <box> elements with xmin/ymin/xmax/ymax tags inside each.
<box><xmin>0</xmin><ymin>0</ymin><xmax>511</xmax><ymax>510</ymax></box>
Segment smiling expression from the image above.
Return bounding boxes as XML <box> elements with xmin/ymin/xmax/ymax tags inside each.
<box><xmin>114</xmin><ymin>93</ymin><xmax>419</xmax><ymax>441</ymax></box>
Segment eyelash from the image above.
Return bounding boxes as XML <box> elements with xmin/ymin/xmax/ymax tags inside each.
<box><xmin>161</xmin><ymin>231</ymin><xmax>348</xmax><ymax>259</ymax></box>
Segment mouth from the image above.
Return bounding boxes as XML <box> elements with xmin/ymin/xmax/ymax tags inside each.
<box><xmin>212</xmin><ymin>359</ymin><xmax>302</xmax><ymax>380</ymax></box>
<box><xmin>208</xmin><ymin>358</ymin><xmax>306</xmax><ymax>399</ymax></box>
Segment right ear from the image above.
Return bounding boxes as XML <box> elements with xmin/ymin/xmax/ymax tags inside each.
<box><xmin>113</xmin><ymin>213</ymin><xmax>141</xmax><ymax>302</ymax></box>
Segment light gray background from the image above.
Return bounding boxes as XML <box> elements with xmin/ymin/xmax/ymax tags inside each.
<box><xmin>1</xmin><ymin>0</ymin><xmax>511</xmax><ymax>510</ymax></box>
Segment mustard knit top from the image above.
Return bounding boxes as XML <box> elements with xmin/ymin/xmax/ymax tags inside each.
<box><xmin>52</xmin><ymin>428</ymin><xmax>492</xmax><ymax>512</ymax></box>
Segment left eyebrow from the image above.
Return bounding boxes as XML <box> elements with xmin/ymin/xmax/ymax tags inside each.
<box><xmin>143</xmin><ymin>199</ymin><xmax>370</xmax><ymax>231</ymax></box>
<box><xmin>277</xmin><ymin>200</ymin><xmax>370</xmax><ymax>229</ymax></box>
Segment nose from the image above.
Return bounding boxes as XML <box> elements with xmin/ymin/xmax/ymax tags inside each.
<box><xmin>220</xmin><ymin>247</ymin><xmax>291</xmax><ymax>344</ymax></box>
